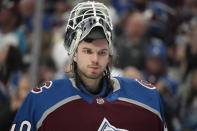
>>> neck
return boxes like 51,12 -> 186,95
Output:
79,75 -> 103,94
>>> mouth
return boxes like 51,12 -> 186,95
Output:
89,66 -> 99,70
88,64 -> 100,70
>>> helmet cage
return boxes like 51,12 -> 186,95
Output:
64,1 -> 113,57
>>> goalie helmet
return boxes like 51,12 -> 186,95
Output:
64,1 -> 113,58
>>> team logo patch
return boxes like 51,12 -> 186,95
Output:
98,118 -> 128,131
32,81 -> 52,93
136,79 -> 156,89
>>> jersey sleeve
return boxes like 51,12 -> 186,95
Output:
158,92 -> 168,131
11,92 -> 37,131
135,78 -> 168,131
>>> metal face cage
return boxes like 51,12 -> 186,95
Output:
64,1 -> 113,57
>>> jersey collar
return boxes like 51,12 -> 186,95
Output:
77,79 -> 107,97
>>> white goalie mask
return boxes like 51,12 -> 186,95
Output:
64,1 -> 113,59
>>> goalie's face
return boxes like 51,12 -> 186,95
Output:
73,38 -> 110,80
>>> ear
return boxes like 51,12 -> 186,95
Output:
73,52 -> 77,62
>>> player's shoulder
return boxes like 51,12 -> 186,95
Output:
114,77 -> 159,99
114,77 -> 161,108
30,78 -> 71,95
115,77 -> 156,90
25,78 -> 75,109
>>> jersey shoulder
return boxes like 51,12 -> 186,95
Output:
28,78 -> 78,109
114,77 -> 160,110
115,77 -> 156,92
31,78 -> 73,95
114,77 -> 167,128
12,78 -> 78,130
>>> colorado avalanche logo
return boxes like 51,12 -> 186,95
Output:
32,81 -> 52,93
98,118 -> 128,131
136,79 -> 156,89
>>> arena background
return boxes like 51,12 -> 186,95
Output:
0,0 -> 197,130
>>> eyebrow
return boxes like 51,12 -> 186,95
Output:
82,47 -> 109,51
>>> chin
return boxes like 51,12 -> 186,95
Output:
87,73 -> 102,79
88,75 -> 101,79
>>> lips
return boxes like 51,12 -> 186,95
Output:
88,65 -> 100,70
89,66 -> 99,70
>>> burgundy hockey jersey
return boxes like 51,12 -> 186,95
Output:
11,77 -> 167,131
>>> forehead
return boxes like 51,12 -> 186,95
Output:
78,38 -> 109,50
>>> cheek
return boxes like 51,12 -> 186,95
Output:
73,53 -> 84,64
74,54 -> 87,68
74,53 -> 85,64
100,57 -> 109,66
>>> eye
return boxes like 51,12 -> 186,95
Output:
98,50 -> 108,56
83,49 -> 92,54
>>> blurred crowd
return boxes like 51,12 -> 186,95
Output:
0,0 -> 197,130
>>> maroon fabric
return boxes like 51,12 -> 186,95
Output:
38,98 -> 163,131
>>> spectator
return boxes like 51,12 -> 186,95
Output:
174,17 -> 197,85
0,72 -> 30,131
183,18 -> 197,79
114,10 -> 150,70
0,1 -> 27,55
179,69 -> 197,130
111,0 -> 148,16
0,42 -> 24,91
19,0 -> 54,32
142,39 -> 179,130
142,39 -> 168,84
122,66 -> 141,79
38,57 -> 57,85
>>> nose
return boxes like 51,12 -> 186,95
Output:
91,53 -> 99,64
